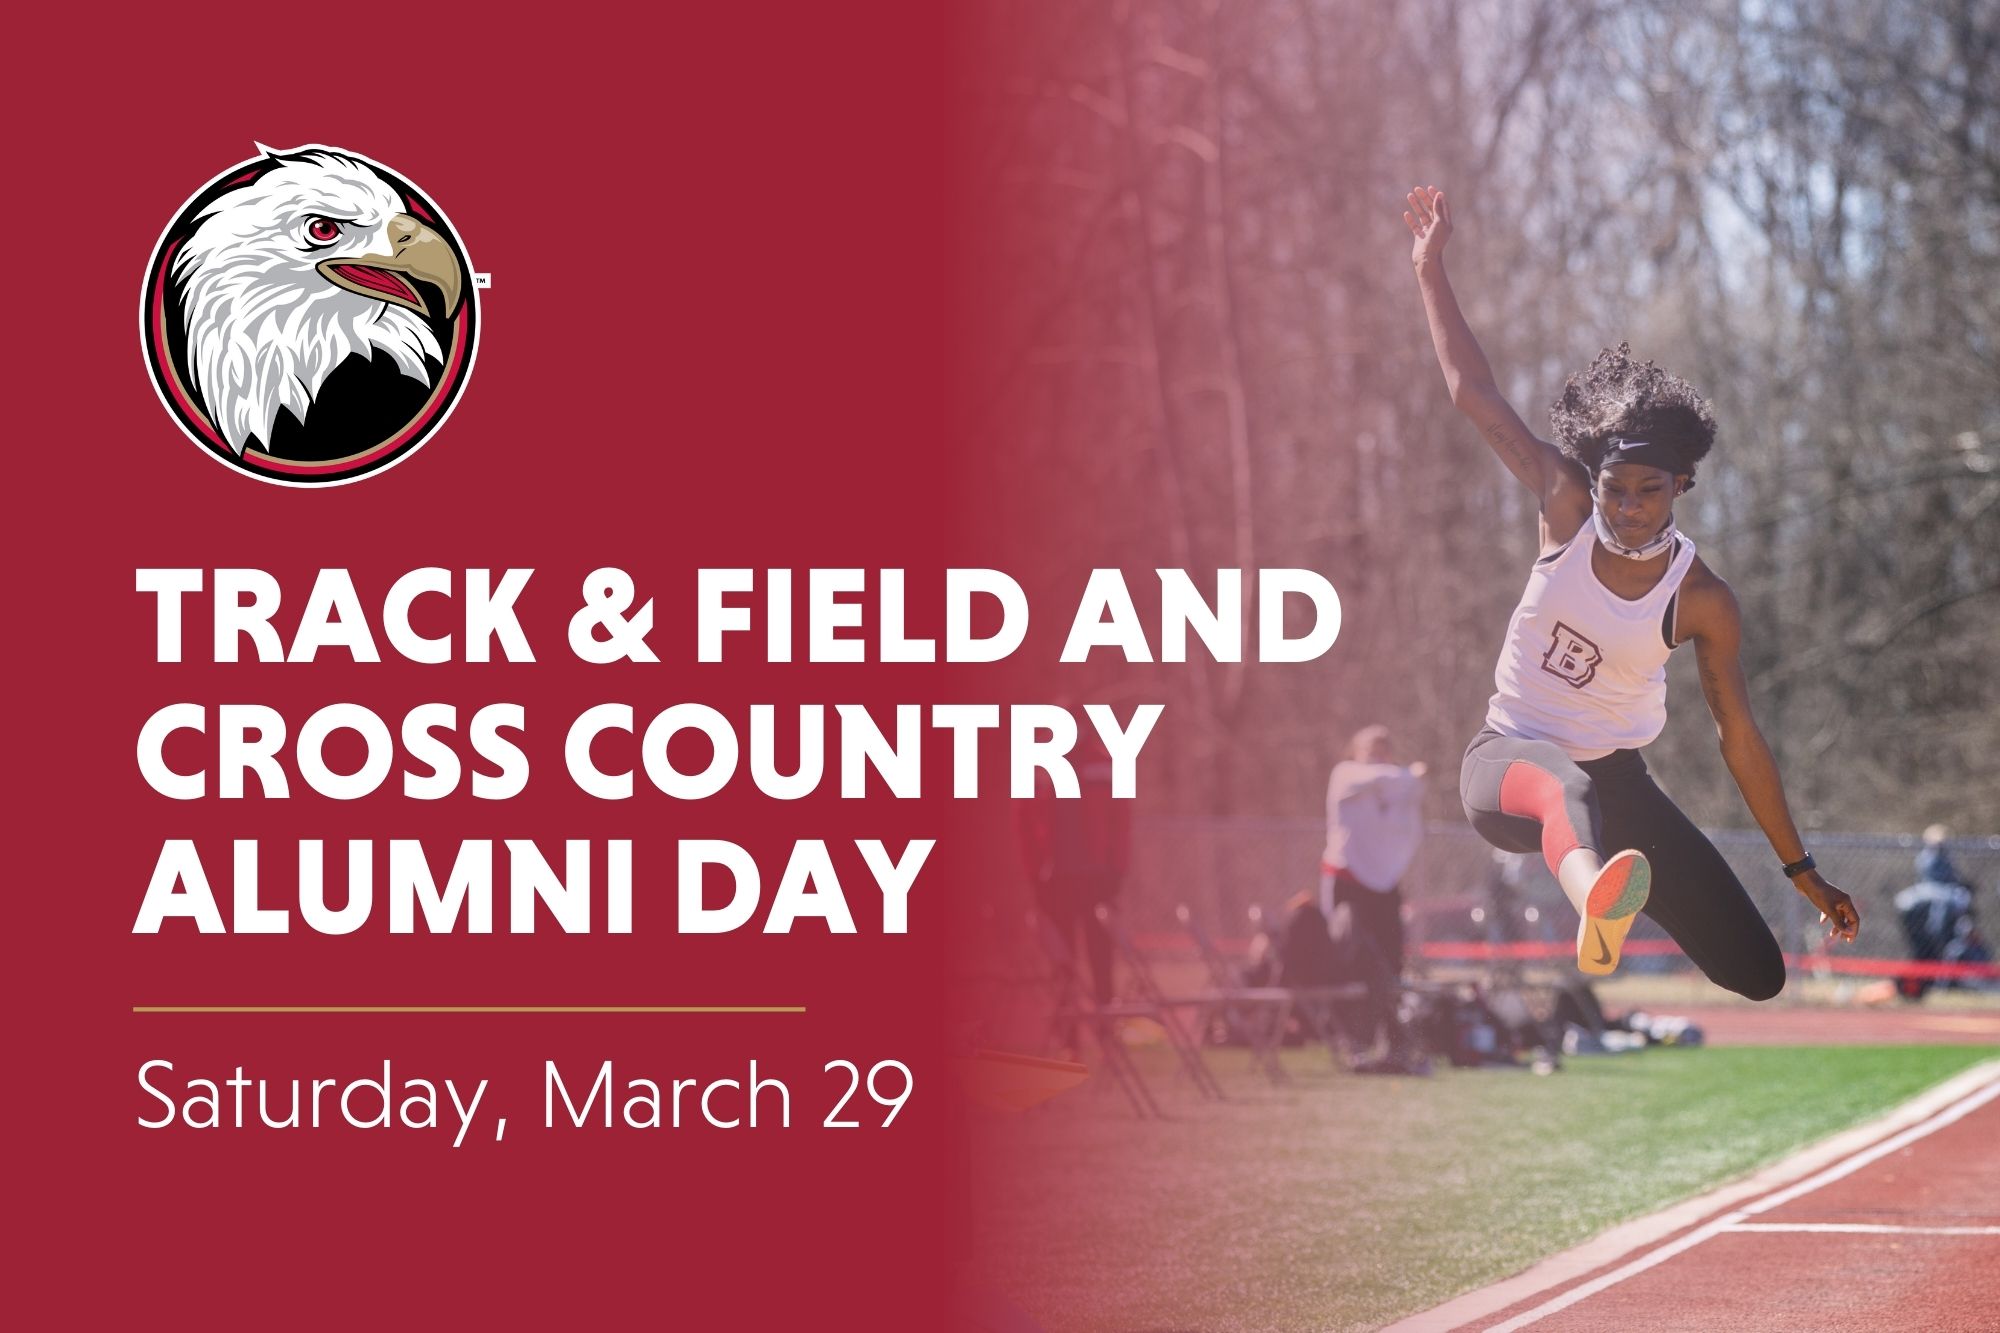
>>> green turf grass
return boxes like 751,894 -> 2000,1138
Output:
968,1043 -> 1999,1332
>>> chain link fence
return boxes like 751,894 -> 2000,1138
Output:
1132,817 -> 2000,987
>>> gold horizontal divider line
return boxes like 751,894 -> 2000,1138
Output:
132,1005 -> 807,1014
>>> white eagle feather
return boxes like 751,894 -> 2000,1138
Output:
173,149 -> 444,454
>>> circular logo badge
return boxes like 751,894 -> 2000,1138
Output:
141,144 -> 479,485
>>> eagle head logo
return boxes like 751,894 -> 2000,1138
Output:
141,144 -> 479,485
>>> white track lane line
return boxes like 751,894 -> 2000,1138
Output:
1730,1075 -> 2000,1219
1725,1223 -> 2000,1236
1479,1073 -> 2000,1332
1382,1060 -> 2000,1333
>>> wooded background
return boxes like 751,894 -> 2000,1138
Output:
962,0 -> 2000,835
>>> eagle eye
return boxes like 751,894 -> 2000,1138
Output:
304,216 -> 343,246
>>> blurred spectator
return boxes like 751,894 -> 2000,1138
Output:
1241,905 -> 1278,987
1320,725 -> 1426,986
1914,823 -> 1963,890
1893,825 -> 1994,999
1276,890 -> 1341,990
1016,734 -> 1129,1007
1277,889 -> 1428,1074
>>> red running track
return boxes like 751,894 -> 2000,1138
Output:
1391,1062 -> 2000,1332
1652,1003 -> 2000,1047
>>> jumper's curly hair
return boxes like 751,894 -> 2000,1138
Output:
1548,343 -> 1717,489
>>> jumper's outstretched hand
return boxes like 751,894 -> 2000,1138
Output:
1798,871 -> 1861,944
1404,185 -> 1452,269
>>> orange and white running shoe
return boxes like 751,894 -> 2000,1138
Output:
1577,849 -> 1651,976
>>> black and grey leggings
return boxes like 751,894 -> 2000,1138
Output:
1459,728 -> 1787,1001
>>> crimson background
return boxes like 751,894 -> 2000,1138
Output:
10,5 -> 970,1324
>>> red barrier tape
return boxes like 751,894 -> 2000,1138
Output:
1420,939 -> 1683,960
1133,931 -> 2000,981
1780,953 -> 2000,980
1414,939 -> 2000,980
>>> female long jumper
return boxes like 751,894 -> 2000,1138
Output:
1404,186 -> 1859,996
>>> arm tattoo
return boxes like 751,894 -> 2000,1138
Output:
1699,651 -> 1740,730
1484,420 -> 1536,477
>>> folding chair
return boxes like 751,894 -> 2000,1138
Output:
1172,904 -> 1301,1084
1092,905 -> 1228,1100
1217,905 -> 1377,1068
1031,910 -> 1163,1118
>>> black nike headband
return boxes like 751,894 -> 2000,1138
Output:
1597,435 -> 1687,475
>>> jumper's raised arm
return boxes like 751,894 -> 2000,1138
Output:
1404,186 -> 1572,507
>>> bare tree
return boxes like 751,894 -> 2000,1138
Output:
965,0 -> 2000,830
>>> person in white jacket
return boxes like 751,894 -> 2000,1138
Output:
1321,725 -> 1427,989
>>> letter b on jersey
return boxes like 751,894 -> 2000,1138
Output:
1540,621 -> 1602,689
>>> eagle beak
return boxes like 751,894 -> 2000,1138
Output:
315,213 -> 464,318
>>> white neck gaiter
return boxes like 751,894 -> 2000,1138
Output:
1592,507 -> 1678,561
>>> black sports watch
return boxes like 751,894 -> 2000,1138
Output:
1781,853 -> 1817,879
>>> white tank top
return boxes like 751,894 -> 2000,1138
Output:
1484,528 -> 1697,760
